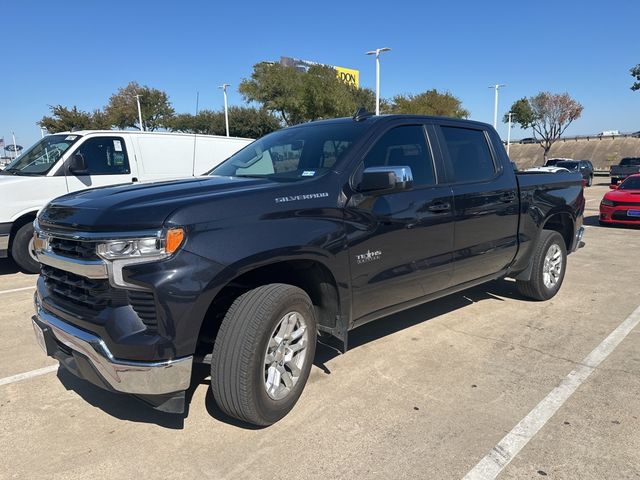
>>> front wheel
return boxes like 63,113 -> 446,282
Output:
587,175 -> 593,187
11,223 -> 40,274
210,284 -> 317,426
516,230 -> 567,301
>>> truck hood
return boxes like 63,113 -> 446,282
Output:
38,176 -> 276,232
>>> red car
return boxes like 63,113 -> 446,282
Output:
600,174 -> 640,226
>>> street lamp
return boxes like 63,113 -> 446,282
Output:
489,84 -> 506,129
365,47 -> 391,116
218,84 -> 230,137
506,112 -> 513,155
134,94 -> 144,131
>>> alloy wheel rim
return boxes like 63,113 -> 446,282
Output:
542,244 -> 562,289
263,311 -> 308,400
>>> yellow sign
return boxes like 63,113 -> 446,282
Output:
335,66 -> 359,88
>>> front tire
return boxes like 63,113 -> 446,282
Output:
587,175 -> 593,187
11,223 -> 40,274
210,284 -> 317,426
516,230 -> 567,301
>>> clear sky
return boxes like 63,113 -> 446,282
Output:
2,0 -> 638,150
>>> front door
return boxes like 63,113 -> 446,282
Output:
346,124 -> 454,321
63,136 -> 135,192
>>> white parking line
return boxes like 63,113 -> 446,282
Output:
0,285 -> 35,295
463,304 -> 640,480
0,364 -> 58,387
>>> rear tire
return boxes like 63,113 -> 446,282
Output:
11,223 -> 39,274
516,230 -> 567,301
210,284 -> 317,426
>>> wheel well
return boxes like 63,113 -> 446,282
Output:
195,260 -> 340,359
9,212 -> 37,252
543,213 -> 573,251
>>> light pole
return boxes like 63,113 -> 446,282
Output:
507,112 -> 513,155
218,84 -> 230,137
12,132 -> 18,159
134,94 -> 144,131
366,47 -> 391,115
40,127 -> 47,138
489,84 -> 506,129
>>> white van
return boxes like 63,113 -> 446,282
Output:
0,130 -> 253,272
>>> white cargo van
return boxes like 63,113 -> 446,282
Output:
0,130 -> 253,272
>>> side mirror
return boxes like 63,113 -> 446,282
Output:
609,184 -> 618,189
357,166 -> 413,193
68,152 -> 87,174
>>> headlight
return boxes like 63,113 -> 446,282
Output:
96,228 -> 184,261
600,199 -> 615,207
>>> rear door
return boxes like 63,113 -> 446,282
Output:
346,122 -> 454,321
436,123 -> 519,286
63,135 -> 135,191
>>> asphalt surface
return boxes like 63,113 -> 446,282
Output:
1,182 -> 639,479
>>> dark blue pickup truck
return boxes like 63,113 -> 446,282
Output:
31,113 -> 584,426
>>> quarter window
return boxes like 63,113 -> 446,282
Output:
362,125 -> 436,186
73,137 -> 130,175
441,126 -> 496,183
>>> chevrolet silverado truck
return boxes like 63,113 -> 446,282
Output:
31,113 -> 585,426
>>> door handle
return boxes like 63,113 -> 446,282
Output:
132,177 -> 139,182
428,202 -> 451,212
499,192 -> 516,202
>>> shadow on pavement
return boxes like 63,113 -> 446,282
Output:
55,278 -> 521,429
0,258 -> 23,275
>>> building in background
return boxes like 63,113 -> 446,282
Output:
279,56 -> 359,88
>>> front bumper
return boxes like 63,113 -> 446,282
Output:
0,221 -> 11,257
32,298 -> 193,396
599,205 -> 640,225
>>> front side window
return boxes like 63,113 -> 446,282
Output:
3,134 -> 81,176
74,137 -> 130,175
361,125 -> 436,186
441,126 -> 497,183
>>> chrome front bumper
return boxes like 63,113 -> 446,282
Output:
32,302 -> 192,395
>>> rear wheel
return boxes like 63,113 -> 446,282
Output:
11,223 -> 39,274
516,230 -> 567,301
210,283 -> 317,426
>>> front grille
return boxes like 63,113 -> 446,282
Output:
612,211 -> 640,221
49,237 -> 98,260
128,291 -> 158,327
611,201 -> 640,207
41,265 -> 117,310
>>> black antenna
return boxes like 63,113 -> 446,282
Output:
353,107 -> 373,122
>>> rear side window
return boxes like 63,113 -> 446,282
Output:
362,125 -> 436,186
440,126 -> 496,183
74,137 -> 130,175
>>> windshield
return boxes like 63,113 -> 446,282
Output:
210,122 -> 368,181
620,176 -> 640,190
555,161 -> 579,170
3,134 -> 81,175
620,158 -> 640,166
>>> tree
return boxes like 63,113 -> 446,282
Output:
105,81 -> 174,131
506,92 -> 583,161
38,105 -> 111,132
388,89 -> 469,118
239,62 -> 376,125
166,107 -> 281,138
227,106 -> 281,138
631,64 -> 640,91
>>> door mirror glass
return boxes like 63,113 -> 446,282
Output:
358,166 -> 413,193
68,152 -> 88,175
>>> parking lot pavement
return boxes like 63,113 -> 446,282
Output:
1,182 -> 639,479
